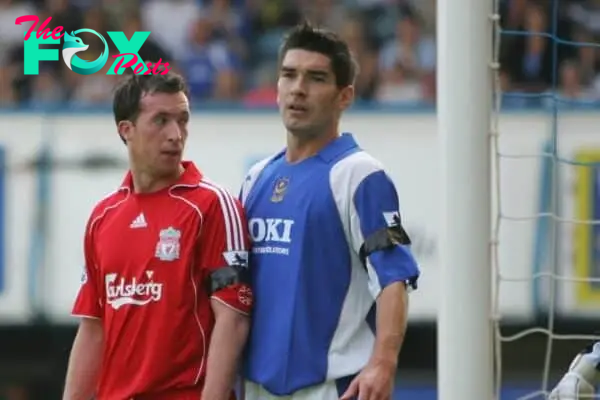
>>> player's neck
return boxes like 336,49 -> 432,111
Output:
285,129 -> 339,164
131,165 -> 184,194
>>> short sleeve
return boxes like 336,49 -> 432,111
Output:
199,190 -> 252,315
72,218 -> 103,319
350,170 -> 420,299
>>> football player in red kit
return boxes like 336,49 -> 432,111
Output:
62,72 -> 252,400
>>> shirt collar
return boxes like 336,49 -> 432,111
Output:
316,133 -> 359,163
119,161 -> 203,192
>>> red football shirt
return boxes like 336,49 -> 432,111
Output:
72,161 -> 252,400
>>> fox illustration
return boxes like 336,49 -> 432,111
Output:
62,32 -> 89,70
61,29 -> 109,75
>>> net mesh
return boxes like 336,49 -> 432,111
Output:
491,0 -> 600,398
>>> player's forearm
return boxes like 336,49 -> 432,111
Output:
63,319 -> 104,400
371,281 -> 409,367
202,307 -> 250,400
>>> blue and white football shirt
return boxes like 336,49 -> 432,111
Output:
239,133 -> 420,396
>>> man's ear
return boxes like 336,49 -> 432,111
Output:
339,85 -> 355,111
117,120 -> 133,144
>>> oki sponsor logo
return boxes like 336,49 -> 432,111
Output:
248,218 -> 294,243
105,271 -> 163,310
249,218 -> 294,256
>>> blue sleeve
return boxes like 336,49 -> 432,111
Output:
352,170 -> 420,294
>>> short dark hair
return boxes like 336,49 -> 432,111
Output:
278,21 -> 357,88
112,71 -> 189,125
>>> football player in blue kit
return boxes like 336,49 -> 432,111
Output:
238,22 -> 421,400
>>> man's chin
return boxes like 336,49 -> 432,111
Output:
156,159 -> 182,177
285,120 -> 313,135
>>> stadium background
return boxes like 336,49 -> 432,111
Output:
0,0 -> 599,398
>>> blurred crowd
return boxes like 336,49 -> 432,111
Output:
500,0 -> 600,107
0,0 -> 599,109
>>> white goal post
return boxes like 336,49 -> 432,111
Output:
436,0 -> 495,398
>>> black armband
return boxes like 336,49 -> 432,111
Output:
207,264 -> 249,295
358,221 -> 411,268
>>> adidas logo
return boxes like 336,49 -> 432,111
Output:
130,213 -> 147,228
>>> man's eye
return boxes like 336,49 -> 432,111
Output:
154,116 -> 166,125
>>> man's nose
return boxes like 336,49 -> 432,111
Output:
165,120 -> 182,141
290,77 -> 307,96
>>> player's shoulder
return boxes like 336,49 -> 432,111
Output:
185,177 -> 242,209
245,152 -> 283,181
240,151 -> 284,203
89,188 -> 129,218
86,187 -> 129,231
329,149 -> 388,189
338,149 -> 385,171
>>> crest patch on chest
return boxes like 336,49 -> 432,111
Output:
271,177 -> 290,203
155,226 -> 181,261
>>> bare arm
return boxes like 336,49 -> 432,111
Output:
340,281 -> 409,400
63,318 -> 103,400
201,300 -> 250,400
371,281 -> 409,368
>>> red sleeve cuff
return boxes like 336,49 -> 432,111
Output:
211,283 -> 253,315
72,302 -> 102,319
71,313 -> 102,320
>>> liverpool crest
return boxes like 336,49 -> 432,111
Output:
155,226 -> 181,261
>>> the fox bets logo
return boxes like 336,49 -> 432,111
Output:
16,15 -> 171,75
